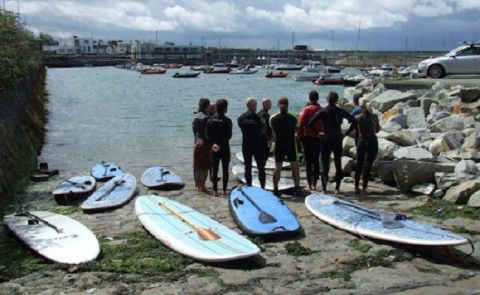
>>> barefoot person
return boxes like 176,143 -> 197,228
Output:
354,98 -> 379,194
308,91 -> 356,195
238,98 -> 266,188
192,98 -> 212,193
206,99 -> 232,197
257,98 -> 272,164
298,90 -> 323,191
270,97 -> 301,196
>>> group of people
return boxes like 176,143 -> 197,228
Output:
192,90 -> 380,197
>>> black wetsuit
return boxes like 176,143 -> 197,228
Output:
238,110 -> 266,188
308,104 -> 356,191
257,108 -> 272,162
192,111 -> 209,143
270,111 -> 298,162
355,111 -> 379,190
206,113 -> 232,193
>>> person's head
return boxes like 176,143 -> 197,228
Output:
308,90 -> 319,103
198,98 -> 210,113
215,99 -> 228,115
353,93 -> 362,106
277,97 -> 289,113
359,97 -> 370,112
326,91 -> 339,105
261,98 -> 272,111
246,97 -> 257,112
208,103 -> 216,115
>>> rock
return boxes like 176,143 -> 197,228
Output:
420,97 -> 438,116
381,107 -> 400,122
462,131 -> 480,149
430,115 -> 465,133
427,111 -> 451,124
343,87 -> 363,101
385,130 -> 419,146
393,160 -> 455,192
355,78 -> 375,90
404,107 -> 427,129
443,180 -> 480,204
455,160 -> 479,178
393,146 -> 434,161
431,81 -> 445,93
387,114 -> 408,128
467,190 -> 480,208
428,132 -> 462,156
371,90 -> 416,112
381,121 -> 402,133
364,83 -> 386,101
377,138 -> 398,160
440,148 -> 480,160
343,136 -> 356,156
374,161 -> 395,183
435,172 -> 462,190
433,189 -> 444,198
455,87 -> 480,102
411,183 -> 436,196
342,156 -> 354,175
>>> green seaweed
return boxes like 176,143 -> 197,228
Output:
348,239 -> 372,253
415,264 -> 441,274
53,206 -> 81,215
410,200 -> 480,220
285,240 -> 312,256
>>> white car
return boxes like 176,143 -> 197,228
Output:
417,43 -> 480,78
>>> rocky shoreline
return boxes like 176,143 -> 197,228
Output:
1,81 -> 480,294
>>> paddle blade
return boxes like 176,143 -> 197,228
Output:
259,211 -> 277,224
197,227 -> 221,241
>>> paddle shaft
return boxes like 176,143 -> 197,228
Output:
237,187 -> 263,213
95,179 -> 125,201
21,212 -> 63,233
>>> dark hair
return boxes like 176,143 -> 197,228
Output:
198,98 -> 210,112
353,93 -> 362,106
215,99 -> 228,115
326,91 -> 338,105
309,90 -> 319,102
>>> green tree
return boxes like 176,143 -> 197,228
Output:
38,32 -> 57,45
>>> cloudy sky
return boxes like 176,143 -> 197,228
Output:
9,0 -> 480,51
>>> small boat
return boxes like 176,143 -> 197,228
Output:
343,75 -> 365,86
142,68 -> 167,75
191,65 -> 209,71
265,71 -> 289,78
206,68 -> 232,74
274,64 -> 303,71
173,72 -> 200,78
230,67 -> 258,75
167,63 -> 183,68
313,74 -> 343,85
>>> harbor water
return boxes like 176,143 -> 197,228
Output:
40,67 -> 343,178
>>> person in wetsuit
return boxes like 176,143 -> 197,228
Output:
308,91 -> 356,195
298,90 -> 323,191
205,99 -> 232,197
257,98 -> 272,163
238,98 -> 266,188
270,97 -> 301,196
354,97 -> 380,194
192,98 -> 212,193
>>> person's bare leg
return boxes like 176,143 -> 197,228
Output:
291,161 -> 300,187
273,162 -> 282,195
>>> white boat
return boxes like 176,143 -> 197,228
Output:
291,62 -> 325,81
230,67 -> 258,75
274,64 -> 303,71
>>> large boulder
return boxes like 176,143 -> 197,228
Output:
381,121 -> 402,133
450,87 -> 480,103
419,97 -> 438,116
454,159 -> 479,178
428,132 -> 462,156
342,156 -> 354,175
462,131 -> 480,149
374,161 -> 395,183
393,160 -> 455,192
363,83 -> 386,101
467,190 -> 480,208
377,138 -> 398,160
343,87 -> 363,101
443,180 -> 480,204
440,149 -> 480,160
393,146 -> 434,161
343,136 -> 356,156
387,114 -> 408,128
435,172 -> 462,190
411,183 -> 436,196
430,115 -> 465,132
427,111 -> 451,124
385,130 -> 418,146
404,107 -> 427,129
371,90 -> 416,112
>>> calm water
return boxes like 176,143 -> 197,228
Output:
40,67 -> 343,178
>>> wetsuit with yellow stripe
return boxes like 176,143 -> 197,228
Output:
270,111 -> 299,162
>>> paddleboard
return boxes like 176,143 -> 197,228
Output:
235,152 -> 290,170
305,194 -> 469,246
3,211 -> 100,264
81,173 -> 136,212
141,167 -> 184,189
91,161 -> 124,181
232,164 -> 295,191
52,176 -> 96,196
229,186 -> 301,236
135,195 -> 260,262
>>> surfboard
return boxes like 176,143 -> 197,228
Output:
91,161 -> 124,181
305,194 -> 469,246
135,195 -> 260,262
141,167 -> 184,189
3,211 -> 100,264
81,173 -> 136,212
235,152 -> 290,170
52,176 -> 96,196
232,164 -> 295,191
229,186 -> 301,236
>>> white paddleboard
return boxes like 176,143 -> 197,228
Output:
232,164 -> 295,191
235,152 -> 290,170
3,211 -> 100,264
52,176 -> 96,195
141,167 -> 184,189
135,195 -> 260,262
81,173 -> 136,212
91,161 -> 124,181
305,194 -> 469,246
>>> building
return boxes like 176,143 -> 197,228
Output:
131,42 -> 203,61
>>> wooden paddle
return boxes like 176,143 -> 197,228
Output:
157,200 -> 220,241
237,186 -> 277,224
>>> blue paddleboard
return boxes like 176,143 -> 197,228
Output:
229,186 -> 301,236
91,161 -> 124,181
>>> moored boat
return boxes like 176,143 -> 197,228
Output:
230,67 -> 258,75
173,72 -> 200,78
142,68 -> 167,75
265,71 -> 289,78
313,74 -> 343,85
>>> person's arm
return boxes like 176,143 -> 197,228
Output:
342,109 -> 357,136
307,110 -> 322,130
226,118 -> 233,141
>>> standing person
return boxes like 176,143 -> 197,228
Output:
270,97 -> 302,197
298,90 -> 323,191
308,91 -> 356,195
238,98 -> 266,189
257,98 -> 272,163
354,98 -> 379,194
192,98 -> 212,193
206,99 -> 232,197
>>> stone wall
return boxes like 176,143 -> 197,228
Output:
0,66 -> 47,214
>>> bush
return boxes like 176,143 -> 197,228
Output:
0,10 -> 41,92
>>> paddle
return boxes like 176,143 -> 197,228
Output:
237,186 -> 277,224
17,211 -> 64,233
95,177 -> 126,201
60,178 -> 93,190
157,200 -> 220,241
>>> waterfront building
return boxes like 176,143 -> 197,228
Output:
130,42 -> 203,61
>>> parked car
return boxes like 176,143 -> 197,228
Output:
417,42 -> 480,78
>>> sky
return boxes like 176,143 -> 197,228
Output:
7,0 -> 480,51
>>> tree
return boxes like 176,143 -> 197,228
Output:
108,40 -> 118,46
38,32 -> 57,45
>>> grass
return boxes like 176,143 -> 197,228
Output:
285,240 -> 313,256
409,199 -> 480,220
348,239 -> 372,253
53,206 -> 81,215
